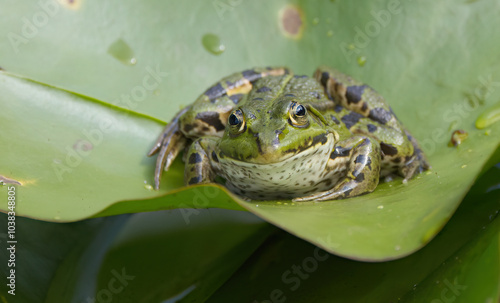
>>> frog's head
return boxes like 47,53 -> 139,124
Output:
218,97 -> 335,164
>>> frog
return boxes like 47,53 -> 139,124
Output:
148,66 -> 430,201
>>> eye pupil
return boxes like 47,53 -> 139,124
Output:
228,113 -> 240,126
295,105 -> 306,116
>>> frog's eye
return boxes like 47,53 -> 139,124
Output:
288,102 -> 309,127
228,109 -> 246,134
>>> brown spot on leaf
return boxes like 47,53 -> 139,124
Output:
280,6 -> 304,39
57,0 -> 82,10
73,139 -> 93,152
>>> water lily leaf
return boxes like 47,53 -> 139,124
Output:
399,216 -> 500,303
0,214 -> 129,303
0,73 -> 243,222
0,209 -> 273,303
1,0 -> 500,262
206,166 -> 500,302
93,209 -> 273,303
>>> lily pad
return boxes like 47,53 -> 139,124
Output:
207,167 -> 500,302
1,0 -> 500,261
0,214 -> 129,302
0,73 -> 243,222
93,209 -> 272,303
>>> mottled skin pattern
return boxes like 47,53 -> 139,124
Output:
148,66 -> 430,201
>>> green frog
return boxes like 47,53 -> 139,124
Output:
148,66 -> 429,201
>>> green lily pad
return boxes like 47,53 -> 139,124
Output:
1,0 -> 500,262
0,73 -> 243,222
0,214 -> 129,303
207,167 -> 500,302
94,209 -> 272,303
0,209 -> 274,302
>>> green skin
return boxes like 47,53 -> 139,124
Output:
148,66 -> 430,201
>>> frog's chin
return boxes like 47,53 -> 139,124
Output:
217,133 -> 335,197
221,132 -> 334,165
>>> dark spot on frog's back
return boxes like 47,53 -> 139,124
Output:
345,85 -> 367,104
256,86 -> 271,93
367,124 -> 377,133
195,112 -> 225,132
330,115 -> 340,125
229,94 -> 244,104
320,72 -> 330,86
380,142 -> 398,156
369,107 -> 392,125
204,82 -> 225,100
188,153 -> 202,164
334,105 -> 343,113
341,111 -> 364,129
242,69 -> 261,82
361,102 -> 368,112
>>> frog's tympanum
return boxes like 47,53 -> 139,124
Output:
148,67 -> 430,201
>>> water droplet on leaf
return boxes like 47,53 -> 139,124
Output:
202,33 -> 225,56
357,56 -> 367,66
107,38 -> 137,65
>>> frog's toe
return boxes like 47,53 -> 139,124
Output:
153,131 -> 187,190
400,154 -> 430,182
292,190 -> 343,202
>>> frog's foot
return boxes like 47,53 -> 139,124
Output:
293,177 -> 372,202
294,137 -> 381,202
148,106 -> 191,190
399,130 -> 431,181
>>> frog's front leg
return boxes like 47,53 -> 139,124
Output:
294,136 -> 381,202
149,67 -> 289,190
184,137 -> 220,185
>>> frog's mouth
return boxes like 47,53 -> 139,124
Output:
219,132 -> 334,165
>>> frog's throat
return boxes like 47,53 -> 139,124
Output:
220,132 -> 334,165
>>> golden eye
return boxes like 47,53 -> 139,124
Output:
228,109 -> 246,134
288,102 -> 309,127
